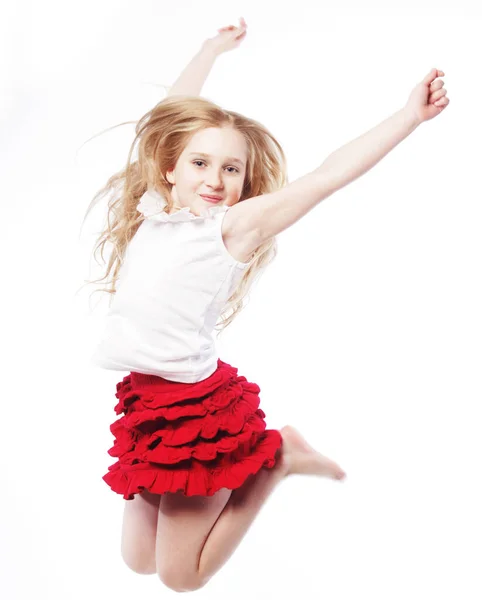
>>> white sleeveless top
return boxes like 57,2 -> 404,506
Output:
90,188 -> 251,382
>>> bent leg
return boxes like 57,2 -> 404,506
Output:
196,424 -> 346,583
155,425 -> 345,591
155,453 -> 289,592
155,462 -> 287,592
156,487 -> 233,591
121,489 -> 161,574
197,449 -> 289,582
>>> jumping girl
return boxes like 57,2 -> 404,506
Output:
87,17 -> 449,593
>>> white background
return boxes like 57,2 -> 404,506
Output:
1,0 -> 481,598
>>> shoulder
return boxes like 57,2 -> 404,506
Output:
221,202 -> 264,264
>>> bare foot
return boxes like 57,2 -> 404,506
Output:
279,425 -> 346,481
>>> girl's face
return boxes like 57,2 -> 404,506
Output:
166,127 -> 248,215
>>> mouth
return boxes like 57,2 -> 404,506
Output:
200,194 -> 223,204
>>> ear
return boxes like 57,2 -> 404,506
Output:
166,169 -> 175,185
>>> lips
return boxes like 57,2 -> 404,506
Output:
200,194 -> 223,203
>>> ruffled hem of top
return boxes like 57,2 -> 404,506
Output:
102,359 -> 283,498
136,187 -> 228,222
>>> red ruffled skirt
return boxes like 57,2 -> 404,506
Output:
102,359 -> 283,499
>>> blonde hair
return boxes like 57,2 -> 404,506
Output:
82,95 -> 288,334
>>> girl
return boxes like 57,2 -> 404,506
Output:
87,17 -> 449,593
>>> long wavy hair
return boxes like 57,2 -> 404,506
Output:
82,95 -> 288,334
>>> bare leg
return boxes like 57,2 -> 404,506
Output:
197,425 -> 346,585
121,489 -> 160,574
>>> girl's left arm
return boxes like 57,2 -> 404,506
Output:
167,18 -> 248,97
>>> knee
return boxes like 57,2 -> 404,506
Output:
157,569 -> 209,593
121,550 -> 157,575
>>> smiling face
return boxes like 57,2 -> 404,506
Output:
165,126 -> 248,215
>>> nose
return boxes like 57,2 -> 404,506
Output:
204,168 -> 223,189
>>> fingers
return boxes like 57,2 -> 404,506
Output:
423,67 -> 445,86
218,16 -> 247,33
428,70 -> 449,106
432,89 -> 448,104
421,67 -> 449,109
430,79 -> 444,90
430,83 -> 449,106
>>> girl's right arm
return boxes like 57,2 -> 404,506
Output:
166,19 -> 247,98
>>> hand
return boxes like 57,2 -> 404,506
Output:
405,68 -> 450,125
202,17 -> 248,57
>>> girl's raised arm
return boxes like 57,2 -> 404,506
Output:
230,68 -> 449,246
167,18 -> 248,98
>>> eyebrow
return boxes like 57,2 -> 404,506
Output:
188,152 -> 245,168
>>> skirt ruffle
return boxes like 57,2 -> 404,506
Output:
102,359 -> 283,499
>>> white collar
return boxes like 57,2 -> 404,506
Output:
136,188 -> 228,223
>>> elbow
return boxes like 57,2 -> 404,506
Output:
311,167 -> 341,199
